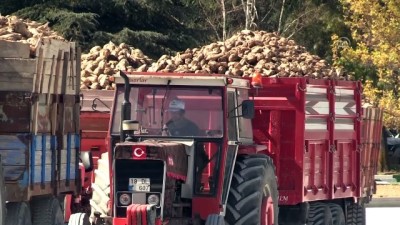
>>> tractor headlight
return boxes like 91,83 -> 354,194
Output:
119,193 -> 132,206
147,194 -> 160,205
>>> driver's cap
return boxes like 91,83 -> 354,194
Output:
168,99 -> 185,111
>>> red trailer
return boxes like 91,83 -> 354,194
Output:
248,77 -> 383,224
70,71 -> 382,225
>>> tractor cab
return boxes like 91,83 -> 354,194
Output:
94,71 -> 256,225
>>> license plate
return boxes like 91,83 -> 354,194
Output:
129,178 -> 151,192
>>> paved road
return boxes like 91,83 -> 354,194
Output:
367,198 -> 400,207
366,198 -> 400,225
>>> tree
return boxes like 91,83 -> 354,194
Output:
5,0 -> 212,58
333,0 -> 400,129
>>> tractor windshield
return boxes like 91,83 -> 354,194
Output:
111,85 -> 224,138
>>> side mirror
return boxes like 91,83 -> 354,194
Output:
80,151 -> 93,172
242,100 -> 255,119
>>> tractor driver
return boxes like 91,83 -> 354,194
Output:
163,99 -> 210,192
163,98 -> 200,137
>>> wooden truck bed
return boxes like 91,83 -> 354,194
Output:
0,39 -> 81,202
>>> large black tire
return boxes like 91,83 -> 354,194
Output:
328,203 -> 345,225
90,152 -> 110,220
0,161 -> 5,225
31,197 -> 64,225
68,213 -> 90,225
225,154 -> 279,225
346,202 -> 365,225
205,214 -> 226,225
5,202 -> 32,225
308,203 -> 333,225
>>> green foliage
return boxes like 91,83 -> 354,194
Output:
15,5 -> 98,45
333,0 -> 400,128
2,0 -> 347,66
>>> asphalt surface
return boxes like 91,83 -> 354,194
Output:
367,198 -> 400,207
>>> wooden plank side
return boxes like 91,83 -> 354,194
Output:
0,84 -> 33,92
0,76 -> 34,92
33,48 -> 44,93
37,38 -> 71,59
63,95 -> 77,133
0,40 -> 31,58
36,47 -> 69,94
32,94 -> 53,134
75,46 -> 81,133
75,46 -> 81,96
0,134 -> 29,183
66,44 -> 76,95
0,58 -> 37,74
0,92 -> 31,133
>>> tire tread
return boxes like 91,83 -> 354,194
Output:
225,154 -> 278,225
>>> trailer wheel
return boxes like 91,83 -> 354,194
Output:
205,214 -> 226,225
5,202 -> 32,225
89,152 -> 110,220
68,213 -> 90,225
307,203 -> 333,225
346,202 -> 365,225
225,154 -> 278,225
0,161 -> 5,225
328,203 -> 345,225
31,197 -> 64,225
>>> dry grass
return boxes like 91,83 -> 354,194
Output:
374,184 -> 400,198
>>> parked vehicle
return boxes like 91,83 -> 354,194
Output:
71,71 -> 383,225
382,127 -> 400,166
0,39 -> 85,225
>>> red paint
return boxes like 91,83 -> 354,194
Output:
166,172 -> 186,181
261,196 -> 274,225
140,205 -> 148,225
192,197 -> 221,219
63,194 -> 73,223
83,73 -> 381,224
132,146 -> 147,159
244,77 -> 377,206
113,217 -> 128,225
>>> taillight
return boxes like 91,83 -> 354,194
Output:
132,146 -> 147,159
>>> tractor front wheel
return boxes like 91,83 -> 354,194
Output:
68,213 -> 90,225
90,152 -> 110,221
205,214 -> 225,225
225,154 -> 278,225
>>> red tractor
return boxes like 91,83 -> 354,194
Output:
71,71 -> 382,225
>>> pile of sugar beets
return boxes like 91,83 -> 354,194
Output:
78,30 -> 349,90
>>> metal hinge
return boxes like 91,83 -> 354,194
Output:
329,145 -> 336,153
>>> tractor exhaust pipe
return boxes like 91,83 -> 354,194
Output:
119,71 -> 131,141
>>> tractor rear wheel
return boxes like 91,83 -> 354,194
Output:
225,154 -> 278,225
0,161 -> 5,225
90,152 -> 110,220
328,203 -> 345,225
31,197 -> 64,225
346,202 -> 365,225
307,203 -> 333,225
5,202 -> 32,225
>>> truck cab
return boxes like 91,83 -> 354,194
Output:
90,71 -> 260,225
